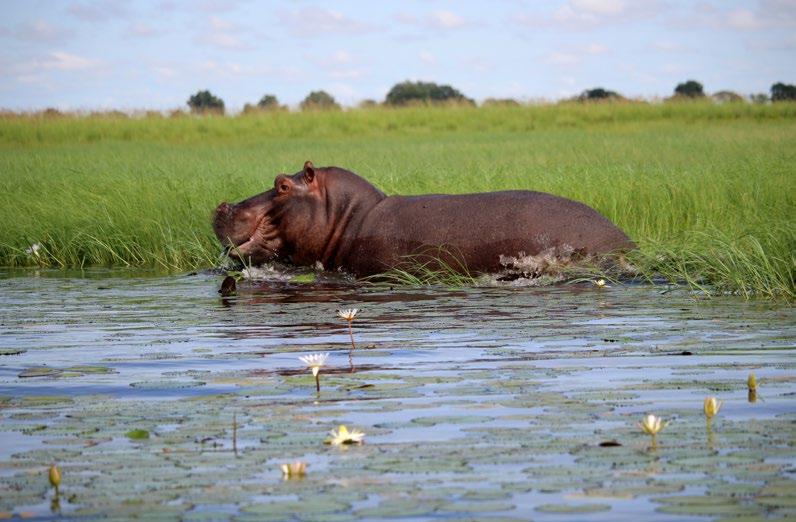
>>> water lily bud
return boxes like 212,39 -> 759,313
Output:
703,397 -> 722,419
280,461 -> 307,478
747,373 -> 757,391
49,464 -> 61,489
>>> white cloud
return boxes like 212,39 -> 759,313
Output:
463,56 -> 493,73
547,43 -> 609,65
329,69 -> 365,80
586,42 -> 608,54
42,51 -> 102,71
427,10 -> 467,29
727,9 -> 762,30
570,0 -> 626,16
17,20 -> 68,42
127,23 -> 157,37
519,0 -> 664,29
153,65 -> 177,79
394,9 -> 471,31
649,40 -> 688,52
68,1 -> 127,22
548,51 -> 580,65
331,50 -> 353,65
197,16 -> 253,50
277,7 -> 375,36
419,50 -> 437,65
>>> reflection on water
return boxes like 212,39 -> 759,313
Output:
0,268 -> 794,520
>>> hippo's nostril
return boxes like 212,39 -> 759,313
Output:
216,202 -> 231,215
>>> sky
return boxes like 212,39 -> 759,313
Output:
1,0 -> 795,111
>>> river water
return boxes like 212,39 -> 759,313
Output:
0,269 -> 794,520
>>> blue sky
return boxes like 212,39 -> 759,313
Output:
1,0 -> 794,111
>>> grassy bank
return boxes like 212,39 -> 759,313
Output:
1,102 -> 794,298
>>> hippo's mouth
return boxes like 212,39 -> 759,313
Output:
221,214 -> 282,265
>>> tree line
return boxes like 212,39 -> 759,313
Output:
186,80 -> 796,114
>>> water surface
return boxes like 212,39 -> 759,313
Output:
0,269 -> 794,520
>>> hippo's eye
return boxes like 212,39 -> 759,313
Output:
278,182 -> 290,194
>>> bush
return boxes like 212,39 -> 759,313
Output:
482,98 -> 520,107
187,90 -> 224,115
385,80 -> 474,106
242,94 -> 285,114
749,93 -> 769,104
300,91 -> 340,111
712,91 -> 744,103
771,82 -> 796,102
257,94 -> 281,110
577,88 -> 622,102
673,80 -> 705,98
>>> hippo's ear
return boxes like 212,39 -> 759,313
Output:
303,161 -> 315,183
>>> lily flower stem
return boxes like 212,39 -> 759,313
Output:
347,322 -> 356,350
315,374 -> 320,393
232,413 -> 238,457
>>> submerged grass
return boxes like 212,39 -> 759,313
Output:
1,102 -> 794,298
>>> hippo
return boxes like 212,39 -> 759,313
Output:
213,162 -> 634,277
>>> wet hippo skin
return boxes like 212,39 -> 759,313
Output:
213,161 -> 634,277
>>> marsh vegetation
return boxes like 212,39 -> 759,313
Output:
0,101 -> 793,298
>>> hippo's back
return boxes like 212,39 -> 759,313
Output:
343,190 -> 633,276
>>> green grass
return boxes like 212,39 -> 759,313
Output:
1,102 -> 794,298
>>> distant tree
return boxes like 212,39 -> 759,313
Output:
577,88 -> 622,102
300,90 -> 340,111
482,98 -> 520,107
358,99 -> 379,108
257,94 -> 281,110
242,94 -> 286,114
673,80 -> 705,98
711,90 -> 744,103
770,82 -> 796,102
187,90 -> 225,114
749,93 -> 769,104
384,80 -> 474,106
41,108 -> 63,117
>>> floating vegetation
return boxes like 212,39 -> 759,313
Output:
0,272 -> 793,519
125,429 -> 150,440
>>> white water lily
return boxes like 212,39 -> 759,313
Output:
337,309 -> 360,352
593,278 -> 610,288
25,243 -> 41,256
280,461 -> 307,478
337,309 -> 359,321
299,353 -> 329,377
299,352 -> 329,392
638,414 -> 666,436
326,424 -> 365,445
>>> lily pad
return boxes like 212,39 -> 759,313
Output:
536,503 -> 611,513
65,365 -> 116,374
126,429 -> 150,440
130,380 -> 206,389
18,367 -> 62,378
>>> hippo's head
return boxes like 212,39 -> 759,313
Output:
212,185 -> 283,266
214,161 -> 386,268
